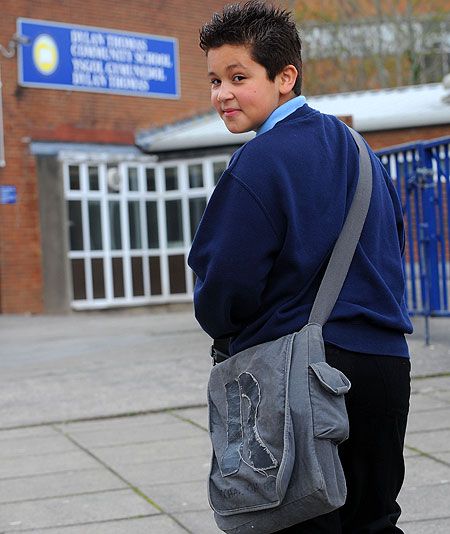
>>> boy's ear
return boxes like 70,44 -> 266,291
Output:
278,65 -> 298,95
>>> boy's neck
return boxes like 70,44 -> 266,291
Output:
279,92 -> 297,107
256,94 -> 306,136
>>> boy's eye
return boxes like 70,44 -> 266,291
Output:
210,78 -> 221,86
233,75 -> 245,82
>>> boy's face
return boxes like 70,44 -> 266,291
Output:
207,44 -> 292,134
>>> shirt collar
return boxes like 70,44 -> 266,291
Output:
256,95 -> 306,136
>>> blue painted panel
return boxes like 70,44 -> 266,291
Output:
0,185 -> 17,204
17,18 -> 180,99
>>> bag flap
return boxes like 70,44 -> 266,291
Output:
208,333 -> 296,516
309,362 -> 351,395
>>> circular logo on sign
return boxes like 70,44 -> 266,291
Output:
32,34 -> 59,75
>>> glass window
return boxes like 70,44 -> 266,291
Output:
112,257 -> 125,298
67,159 -> 218,305
165,200 -> 183,248
71,259 -> 86,300
69,166 -> 80,190
91,258 -> 105,299
164,167 -> 178,191
189,197 -> 206,241
188,164 -> 204,188
213,161 -> 227,185
149,257 -> 162,295
128,201 -> 142,249
128,167 -> 139,191
88,201 -> 102,250
168,255 -> 187,294
131,256 -> 144,296
146,168 -> 156,191
88,166 -> 99,191
68,201 -> 83,251
109,201 -> 122,250
107,165 -> 121,194
146,201 -> 159,249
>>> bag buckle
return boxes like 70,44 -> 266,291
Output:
210,345 -> 229,366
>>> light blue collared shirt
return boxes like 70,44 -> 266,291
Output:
256,95 -> 306,136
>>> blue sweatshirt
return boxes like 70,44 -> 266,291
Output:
188,104 -> 413,357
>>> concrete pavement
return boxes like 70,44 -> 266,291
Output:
0,309 -> 449,533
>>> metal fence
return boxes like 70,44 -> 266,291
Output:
377,136 -> 450,343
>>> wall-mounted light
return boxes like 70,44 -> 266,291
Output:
0,33 -> 29,167
0,33 -> 30,59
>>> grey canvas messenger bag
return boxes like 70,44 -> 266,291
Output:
207,128 -> 373,534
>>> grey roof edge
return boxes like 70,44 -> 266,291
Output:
30,141 -> 142,156
310,81 -> 442,101
135,109 -> 218,149
136,82 -> 450,153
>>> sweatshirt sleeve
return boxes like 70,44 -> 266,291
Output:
187,171 -> 282,340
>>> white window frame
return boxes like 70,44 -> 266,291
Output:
63,153 -> 230,310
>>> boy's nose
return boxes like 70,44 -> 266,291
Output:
217,85 -> 233,102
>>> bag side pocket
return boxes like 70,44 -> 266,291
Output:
308,362 -> 350,443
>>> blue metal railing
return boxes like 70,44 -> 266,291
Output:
377,136 -> 450,344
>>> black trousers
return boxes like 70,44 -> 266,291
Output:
278,345 -> 411,534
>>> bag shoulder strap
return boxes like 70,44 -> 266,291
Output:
308,127 -> 373,326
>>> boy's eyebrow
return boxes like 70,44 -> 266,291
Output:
225,63 -> 247,71
207,63 -> 248,76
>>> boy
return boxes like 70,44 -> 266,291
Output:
188,2 -> 413,532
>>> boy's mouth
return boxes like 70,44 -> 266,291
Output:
223,108 -> 240,117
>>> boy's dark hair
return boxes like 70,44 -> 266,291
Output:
199,1 -> 302,95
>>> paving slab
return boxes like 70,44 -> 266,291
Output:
403,446 -> 421,458
0,311 -> 211,428
1,450 -> 101,479
0,343 -> 209,427
0,468 -> 126,504
140,480 -> 210,514
408,316 -> 450,377
118,456 -> 211,487
405,407 -> 450,433
0,434 -> 79,458
0,426 -> 59,441
403,455 -> 450,487
409,392 -> 449,413
404,429 -> 450,454
411,376 -> 450,393
429,390 -> 450,403
56,412 -> 177,433
0,489 -> 159,531
398,518 -> 450,534
174,407 -> 209,431
398,482 -> 450,521
0,308 -> 197,365
61,419 -> 202,449
90,435 -> 211,466
27,515 -> 188,534
174,510 -> 223,534
434,450 -> 450,461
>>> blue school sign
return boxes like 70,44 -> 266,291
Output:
0,186 -> 17,205
17,18 -> 180,99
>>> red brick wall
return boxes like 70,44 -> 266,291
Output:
365,125 -> 450,151
0,0 -> 224,313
